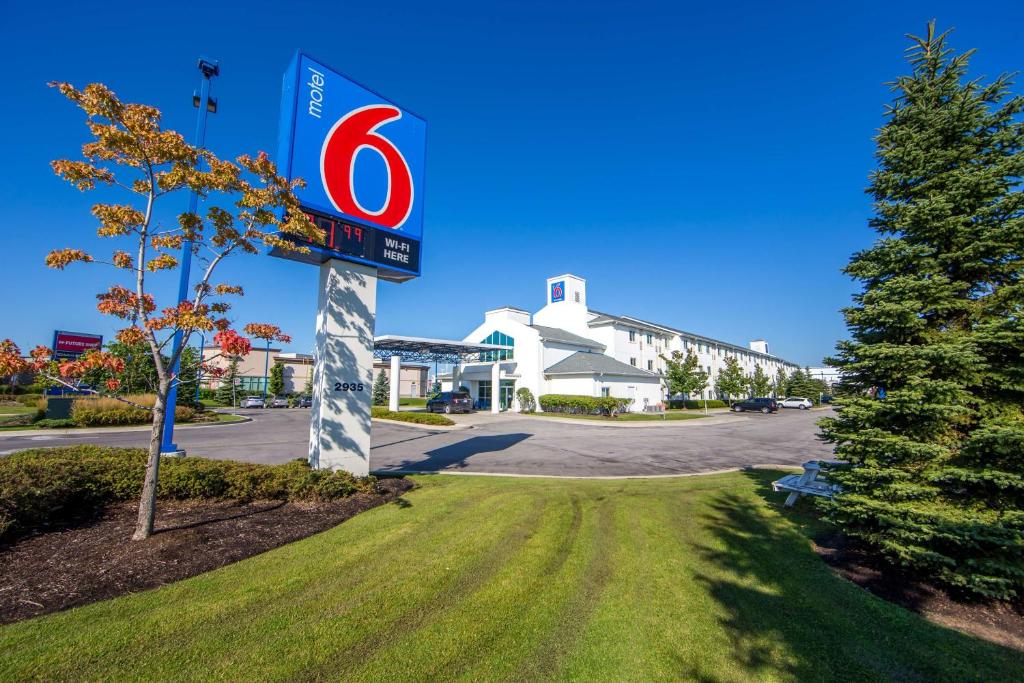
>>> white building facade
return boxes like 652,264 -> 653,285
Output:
443,274 -> 801,411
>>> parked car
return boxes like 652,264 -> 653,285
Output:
779,397 -> 813,410
426,391 -> 474,414
239,396 -> 265,408
820,394 -> 833,404
268,396 -> 289,408
295,396 -> 312,408
731,397 -> 778,413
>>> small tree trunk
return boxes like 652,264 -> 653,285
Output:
132,381 -> 168,541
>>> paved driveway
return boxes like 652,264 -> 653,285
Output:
0,408 -> 833,477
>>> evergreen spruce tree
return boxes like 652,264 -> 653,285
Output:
820,23 -> 1024,599
749,364 -> 772,397
176,346 -> 200,407
372,370 -> 390,406
215,357 -> 240,406
715,356 -> 748,404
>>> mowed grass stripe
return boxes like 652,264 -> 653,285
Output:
0,477 -> 511,681
306,489 -> 551,680
2,473 -> 1023,682
206,482 -> 543,680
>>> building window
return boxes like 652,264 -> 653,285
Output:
647,360 -> 653,371
601,387 -> 610,397
574,292 -> 580,303
630,357 -> 637,366
646,334 -> 652,344
628,330 -> 636,343
479,331 -> 514,361
238,376 -> 266,392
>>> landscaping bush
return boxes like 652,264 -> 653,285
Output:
516,387 -> 536,413
14,394 -> 44,407
70,394 -> 194,427
538,394 -> 632,415
0,445 -> 377,543
666,399 -> 728,410
371,406 -> 454,426
34,418 -> 76,429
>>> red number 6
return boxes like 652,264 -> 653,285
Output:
321,105 -> 414,229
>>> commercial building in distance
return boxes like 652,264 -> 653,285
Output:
442,274 -> 801,411
200,348 -> 428,397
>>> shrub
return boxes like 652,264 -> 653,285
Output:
538,394 -> 633,415
35,418 -> 76,429
70,394 -> 195,427
14,394 -> 44,407
371,406 -> 454,426
0,446 -> 377,543
666,399 -> 728,410
516,387 -> 536,413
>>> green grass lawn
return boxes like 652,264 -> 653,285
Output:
0,405 -> 34,415
530,410 -> 707,421
2,471 -> 1020,681
400,397 -> 428,407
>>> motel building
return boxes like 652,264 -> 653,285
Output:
441,274 -> 801,411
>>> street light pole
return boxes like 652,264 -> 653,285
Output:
161,57 -> 219,457
263,339 -> 271,403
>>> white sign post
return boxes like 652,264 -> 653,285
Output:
308,259 -> 377,476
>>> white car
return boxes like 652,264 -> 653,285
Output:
239,396 -> 266,408
779,397 -> 813,410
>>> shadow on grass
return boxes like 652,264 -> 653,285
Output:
679,468 -> 1017,682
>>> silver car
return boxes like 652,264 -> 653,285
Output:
779,397 -> 813,410
239,396 -> 265,408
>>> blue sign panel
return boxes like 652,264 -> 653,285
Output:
273,52 -> 426,281
551,281 -> 565,303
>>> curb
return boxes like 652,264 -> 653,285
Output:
0,414 -> 252,438
371,463 -> 804,481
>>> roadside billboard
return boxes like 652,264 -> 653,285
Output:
271,52 -> 427,282
51,330 -> 103,360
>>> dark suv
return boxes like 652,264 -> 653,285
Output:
731,397 -> 778,413
426,391 -> 474,414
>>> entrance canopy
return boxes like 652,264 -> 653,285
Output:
373,335 -> 510,364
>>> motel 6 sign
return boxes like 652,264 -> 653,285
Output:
273,52 -> 426,282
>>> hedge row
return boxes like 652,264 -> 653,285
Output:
666,399 -> 729,409
538,394 -> 633,415
70,395 -> 195,427
0,445 -> 376,542
371,406 -> 454,426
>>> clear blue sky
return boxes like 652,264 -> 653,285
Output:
2,1 -> 1021,366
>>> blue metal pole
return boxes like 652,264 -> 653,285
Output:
161,58 -> 218,455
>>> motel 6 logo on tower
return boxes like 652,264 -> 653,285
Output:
275,52 -> 426,280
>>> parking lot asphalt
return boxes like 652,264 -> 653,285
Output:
0,407 -> 834,477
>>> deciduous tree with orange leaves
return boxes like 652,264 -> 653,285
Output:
37,81 -> 321,540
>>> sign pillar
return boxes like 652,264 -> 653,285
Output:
308,259 -> 377,476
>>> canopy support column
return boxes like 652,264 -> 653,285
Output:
491,361 -> 501,414
388,355 -> 401,411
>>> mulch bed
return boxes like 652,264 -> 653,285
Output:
0,477 -> 413,625
813,531 -> 1024,651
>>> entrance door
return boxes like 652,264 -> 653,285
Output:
499,380 -> 515,410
